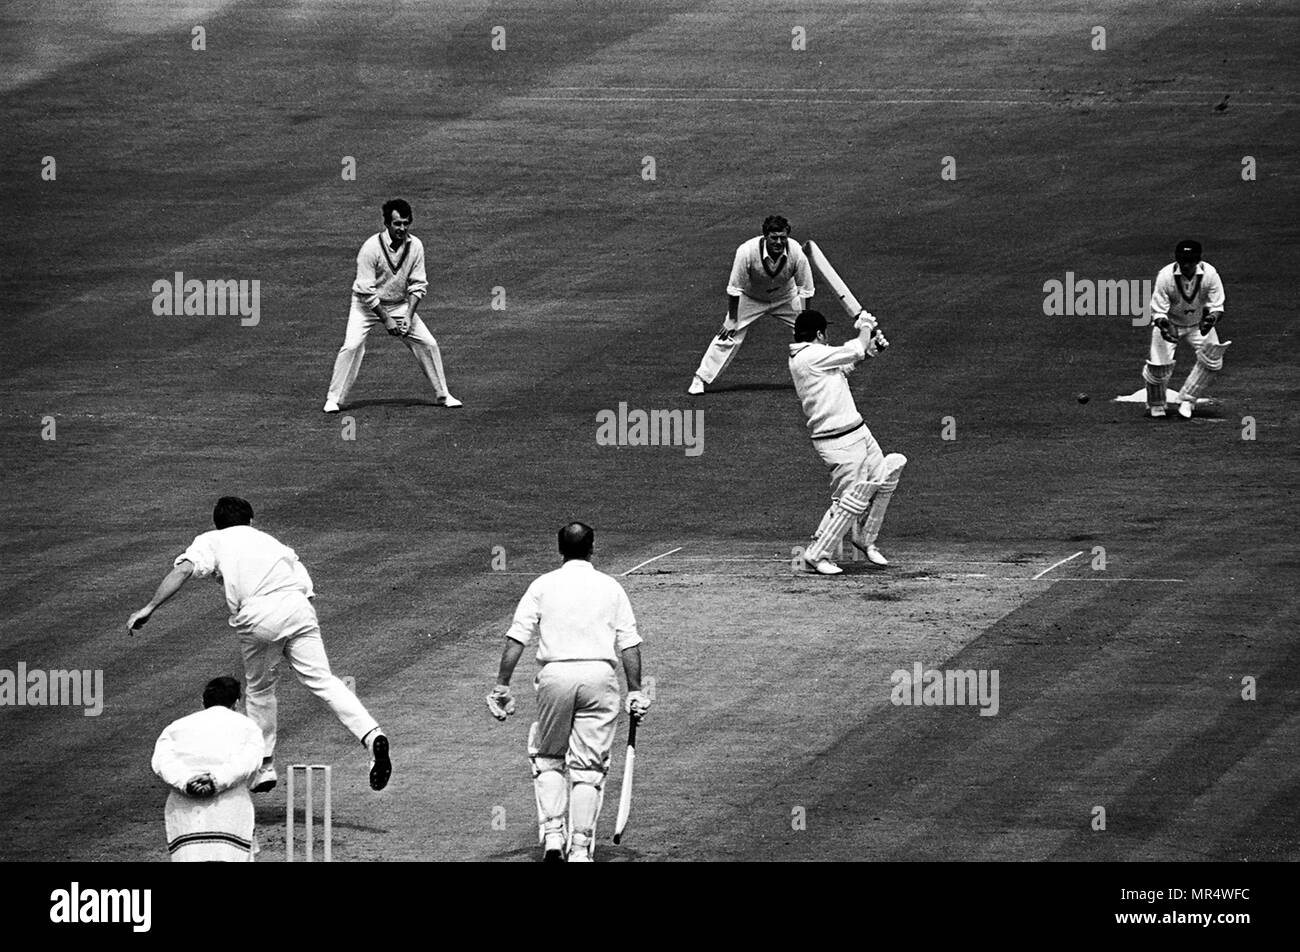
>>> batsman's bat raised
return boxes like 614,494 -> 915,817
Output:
804,239 -> 888,349
612,715 -> 638,843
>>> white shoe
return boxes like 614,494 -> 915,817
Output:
794,554 -> 843,576
567,833 -> 593,862
687,376 -> 705,395
249,764 -> 277,793
1148,405 -> 1166,418
437,395 -> 463,408
322,398 -> 340,413
542,832 -> 566,863
851,542 -> 889,566
1177,400 -> 1194,419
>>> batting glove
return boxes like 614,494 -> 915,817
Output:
854,310 -> 878,333
486,685 -> 516,721
866,328 -> 890,356
625,691 -> 651,720
1199,310 -> 1221,335
1153,316 -> 1178,344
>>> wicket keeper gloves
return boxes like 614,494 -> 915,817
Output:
1200,310 -> 1221,335
1154,316 -> 1179,344
486,685 -> 516,721
625,691 -> 651,719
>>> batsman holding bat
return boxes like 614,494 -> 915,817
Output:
790,309 -> 906,576
486,523 -> 650,862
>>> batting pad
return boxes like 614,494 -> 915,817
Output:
805,478 -> 879,563
855,454 -> 907,546
535,770 -> 568,839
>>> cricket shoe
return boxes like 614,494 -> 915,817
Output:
542,832 -> 566,863
851,541 -> 890,566
437,395 -> 463,408
567,833 -> 594,862
794,554 -> 843,576
1147,405 -> 1166,418
1177,400 -> 1194,419
322,398 -> 340,413
249,764 -> 277,793
687,376 -> 705,396
368,734 -> 392,791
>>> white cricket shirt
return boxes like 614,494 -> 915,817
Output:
152,705 -> 265,793
1149,261 -> 1225,327
727,236 -> 815,303
505,560 -> 642,664
789,338 -> 868,438
176,525 -> 314,617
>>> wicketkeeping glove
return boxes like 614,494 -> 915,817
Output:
625,691 -> 651,720
1153,316 -> 1179,344
485,685 -> 516,721
1199,310 -> 1221,335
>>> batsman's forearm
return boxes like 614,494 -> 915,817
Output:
620,646 -> 642,693
495,638 -> 525,686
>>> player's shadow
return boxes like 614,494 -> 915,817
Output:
343,397 -> 443,410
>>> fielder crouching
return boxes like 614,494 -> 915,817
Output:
790,309 -> 906,576
1143,239 -> 1229,419
486,523 -> 650,862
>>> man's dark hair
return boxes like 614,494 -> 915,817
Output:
383,198 -> 413,223
558,522 -> 594,561
762,215 -> 791,235
793,309 -> 828,342
203,676 -> 241,709
213,496 -> 254,529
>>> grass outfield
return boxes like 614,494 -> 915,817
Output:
1,0 -> 1298,863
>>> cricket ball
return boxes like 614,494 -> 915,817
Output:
1077,393 -> 1090,404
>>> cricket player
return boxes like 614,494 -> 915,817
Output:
1143,239 -> 1228,419
152,676 -> 264,861
790,310 -> 907,576
486,523 -> 650,863
687,214 -> 814,394
127,497 -> 393,794
323,198 -> 462,412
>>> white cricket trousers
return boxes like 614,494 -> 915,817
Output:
235,592 -> 379,757
693,294 -> 802,384
533,661 -> 620,785
327,298 -> 451,404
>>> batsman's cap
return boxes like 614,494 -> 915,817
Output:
1174,239 -> 1202,263
794,309 -> 828,337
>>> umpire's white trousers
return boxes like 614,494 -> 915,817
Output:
327,297 -> 452,404
234,592 -> 379,757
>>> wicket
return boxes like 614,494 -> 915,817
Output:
286,764 -> 332,862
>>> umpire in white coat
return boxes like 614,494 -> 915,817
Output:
152,676 -> 264,861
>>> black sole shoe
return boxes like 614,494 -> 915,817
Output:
369,735 -> 391,791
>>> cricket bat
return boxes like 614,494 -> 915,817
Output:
612,715 -> 638,843
804,239 -> 888,349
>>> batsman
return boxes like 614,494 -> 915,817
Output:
791,308 -> 906,576
486,523 -> 650,862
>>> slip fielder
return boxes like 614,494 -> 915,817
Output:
790,310 -> 907,576
687,214 -> 814,394
1143,239 -> 1229,419
486,523 -> 650,862
323,198 -> 462,412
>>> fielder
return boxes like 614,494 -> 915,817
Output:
152,676 -> 264,862
127,496 -> 393,794
790,310 -> 906,576
1143,239 -> 1228,419
323,198 -> 462,412
486,523 -> 650,863
687,214 -> 814,394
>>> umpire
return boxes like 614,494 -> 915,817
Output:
486,523 -> 650,862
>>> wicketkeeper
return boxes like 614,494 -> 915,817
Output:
1143,239 -> 1229,419
486,523 -> 650,863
